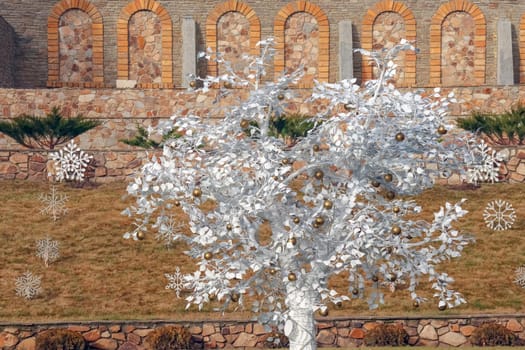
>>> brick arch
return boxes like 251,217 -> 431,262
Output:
429,0 -> 486,86
206,1 -> 261,77
47,0 -> 103,88
361,0 -> 416,87
117,0 -> 173,88
274,1 -> 329,87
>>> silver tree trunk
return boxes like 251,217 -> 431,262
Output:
284,285 -> 317,350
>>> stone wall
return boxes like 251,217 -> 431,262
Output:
217,11 -> 251,78
0,16 -> 15,87
1,0 -> 525,88
0,315 -> 524,349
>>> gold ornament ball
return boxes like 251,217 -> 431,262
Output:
413,301 -> 420,308
277,93 -> 285,100
204,252 -> 213,260
224,81 -> 233,89
352,288 -> 359,296
269,268 -> 277,275
323,200 -> 333,210
391,225 -> 402,235
319,308 -> 329,317
288,272 -> 297,281
293,217 -> 300,224
384,173 -> 393,182
392,206 -> 401,214
388,274 -> 397,282
335,301 -> 343,308
282,158 -> 290,165
437,125 -> 448,135
209,294 -> 216,301
315,216 -> 325,225
192,188 -> 202,197
372,275 -> 379,282
174,200 -> 181,207
137,231 -> 146,240
395,132 -> 405,142
189,80 -> 197,88
313,144 -> 320,152
438,303 -> 447,311
272,176 -> 279,181
288,237 -> 297,245
313,222 -> 320,228
314,170 -> 324,180
371,180 -> 380,188
386,191 -> 396,200
240,119 -> 250,129
230,292 -> 240,302
226,223 -> 233,231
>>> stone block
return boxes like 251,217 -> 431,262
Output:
117,342 -> 138,350
132,328 -> 152,337
232,333 -> 257,348
349,328 -> 364,339
126,332 -> 141,345
83,329 -> 101,342
116,80 -> 137,88
316,329 -> 336,345
439,332 -> 467,346
0,332 -> 19,347
420,325 -> 438,340
90,338 -> 117,350
338,20 -> 353,80
507,319 -> 524,332
497,19 -> 514,85
15,337 -> 35,350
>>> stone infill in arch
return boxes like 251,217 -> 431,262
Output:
47,0 -> 104,88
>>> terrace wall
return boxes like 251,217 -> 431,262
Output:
1,314 -> 524,349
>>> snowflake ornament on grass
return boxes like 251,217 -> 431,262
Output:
49,140 -> 92,182
154,215 -> 185,248
15,271 -> 42,299
464,139 -> 502,184
39,185 -> 68,221
483,199 -> 516,231
165,266 -> 187,298
36,236 -> 60,267
514,265 -> 525,288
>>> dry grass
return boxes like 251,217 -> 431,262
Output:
0,180 -> 524,323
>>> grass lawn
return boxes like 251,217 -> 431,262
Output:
0,180 -> 524,322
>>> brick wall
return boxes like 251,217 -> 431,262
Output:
0,16 -> 15,87
0,0 -> 524,88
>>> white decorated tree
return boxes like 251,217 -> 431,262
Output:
124,40 -> 480,350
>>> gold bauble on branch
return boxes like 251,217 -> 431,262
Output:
288,272 -> 297,281
223,81 -> 233,89
312,144 -> 320,152
319,308 -> 329,316
335,301 -> 343,308
395,132 -> 405,142
288,237 -> 297,245
323,200 -> 333,210
226,223 -> 233,231
371,180 -> 380,188
313,222 -> 320,229
174,200 -> 181,207
392,206 -> 401,214
352,288 -> 359,295
189,80 -> 197,88
272,176 -> 279,181
192,188 -> 202,198
386,191 -> 395,200
282,158 -> 290,165
391,225 -> 402,235
137,231 -> 146,240
438,303 -> 447,311
230,292 -> 240,302
293,217 -> 300,224
315,216 -> 325,225
413,301 -> 420,308
204,252 -> 213,260
388,274 -> 397,282
371,275 -> 379,282
437,125 -> 447,135
384,173 -> 393,182
314,170 -> 324,180
240,119 -> 250,129
277,93 -> 285,100
269,268 -> 277,275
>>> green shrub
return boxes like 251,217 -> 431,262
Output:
363,323 -> 409,346
120,124 -> 181,149
35,328 -> 86,350
470,323 -> 518,346
0,106 -> 101,149
457,104 -> 525,145
144,325 -> 194,350
243,113 -> 316,145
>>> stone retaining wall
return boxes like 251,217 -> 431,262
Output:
1,315 -> 524,349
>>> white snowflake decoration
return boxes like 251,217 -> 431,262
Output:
15,271 -> 42,300
465,139 -> 501,184
154,215 -> 184,248
36,236 -> 60,267
49,140 -> 92,182
165,266 -> 187,298
514,265 -> 525,288
483,199 -> 516,231
39,185 -> 68,221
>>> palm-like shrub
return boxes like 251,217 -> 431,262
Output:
0,106 -> 101,149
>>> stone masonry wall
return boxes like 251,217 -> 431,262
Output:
1,86 -> 525,183
0,16 -> 15,88
0,315 -> 524,349
1,0 -> 525,88
217,11 -> 251,78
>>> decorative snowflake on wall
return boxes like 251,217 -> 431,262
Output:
155,215 -> 184,248
165,266 -> 187,298
15,271 -> 42,300
465,139 -> 502,184
515,265 -> 525,288
39,185 -> 68,221
48,140 -> 92,182
483,199 -> 516,231
36,236 -> 60,267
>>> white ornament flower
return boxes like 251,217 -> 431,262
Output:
483,199 -> 516,231
15,271 -> 42,300
36,236 -> 60,267
39,185 -> 68,221
49,140 -> 92,182
165,266 -> 187,298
